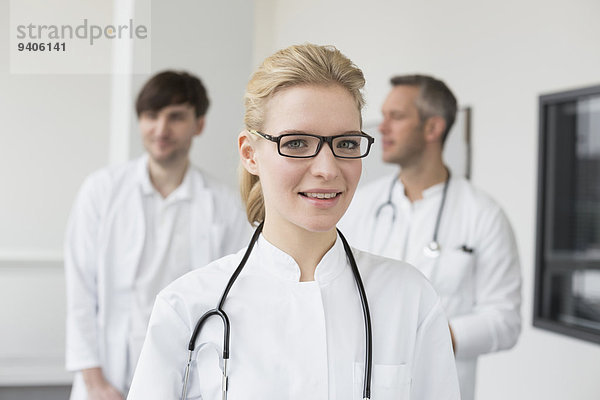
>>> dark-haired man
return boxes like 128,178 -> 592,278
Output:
340,75 -> 521,400
65,71 -> 250,400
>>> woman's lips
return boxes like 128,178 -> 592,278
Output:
299,191 -> 343,208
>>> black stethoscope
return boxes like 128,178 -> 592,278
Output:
373,170 -> 451,258
181,222 -> 374,400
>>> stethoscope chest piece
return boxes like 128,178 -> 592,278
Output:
423,241 -> 441,258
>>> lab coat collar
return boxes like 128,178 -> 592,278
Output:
137,154 -> 194,202
422,179 -> 447,198
395,173 -> 452,203
252,233 -> 347,284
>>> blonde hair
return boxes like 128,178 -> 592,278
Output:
240,43 -> 366,226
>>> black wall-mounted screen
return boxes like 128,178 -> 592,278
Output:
534,84 -> 600,344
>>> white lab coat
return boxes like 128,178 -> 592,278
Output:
65,156 -> 251,399
128,234 -> 460,400
340,174 -> 521,400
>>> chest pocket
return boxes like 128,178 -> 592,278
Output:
432,249 -> 475,297
353,363 -> 411,400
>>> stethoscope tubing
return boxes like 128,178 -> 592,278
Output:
374,174 -> 398,223
338,229 -> 373,399
431,170 -> 451,246
181,222 -> 373,399
373,171 -> 451,256
182,224 -> 264,400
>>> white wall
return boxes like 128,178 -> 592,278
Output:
0,0 -> 111,385
128,0 -> 254,188
253,0 -> 600,399
0,0 -> 253,386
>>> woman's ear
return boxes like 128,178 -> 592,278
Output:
239,130 -> 259,175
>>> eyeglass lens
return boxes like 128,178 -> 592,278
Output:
279,134 -> 370,158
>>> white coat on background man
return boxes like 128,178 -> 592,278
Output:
65,71 -> 251,400
340,75 -> 521,400
65,156 -> 250,399
127,234 -> 460,400
342,173 -> 521,400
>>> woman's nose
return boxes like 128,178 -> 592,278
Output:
310,142 -> 340,180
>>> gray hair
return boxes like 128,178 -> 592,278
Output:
390,74 -> 457,143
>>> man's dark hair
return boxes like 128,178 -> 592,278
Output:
390,74 -> 457,144
136,70 -> 209,118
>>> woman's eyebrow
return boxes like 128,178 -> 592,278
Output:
277,129 -> 311,135
341,130 -> 363,135
276,129 -> 363,136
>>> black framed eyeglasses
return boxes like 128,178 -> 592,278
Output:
249,129 -> 375,159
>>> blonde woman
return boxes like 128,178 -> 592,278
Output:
128,44 -> 459,400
